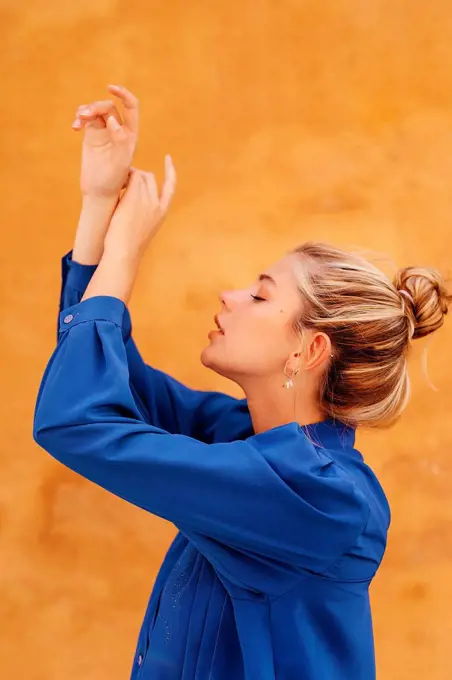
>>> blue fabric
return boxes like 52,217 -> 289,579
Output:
33,252 -> 391,680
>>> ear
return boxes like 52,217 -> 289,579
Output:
303,331 -> 332,371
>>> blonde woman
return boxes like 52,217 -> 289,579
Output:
34,86 -> 450,680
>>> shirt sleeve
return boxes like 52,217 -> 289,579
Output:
59,252 -> 251,443
34,296 -> 370,593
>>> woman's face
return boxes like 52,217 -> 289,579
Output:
201,254 -> 304,384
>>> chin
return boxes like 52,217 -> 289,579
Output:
200,343 -> 218,370
200,343 -> 230,379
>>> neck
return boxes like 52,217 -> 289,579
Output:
240,375 -> 325,435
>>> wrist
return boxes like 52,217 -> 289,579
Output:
81,194 -> 119,212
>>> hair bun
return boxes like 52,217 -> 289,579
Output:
394,266 -> 451,339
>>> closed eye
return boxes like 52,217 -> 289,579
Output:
250,294 -> 266,302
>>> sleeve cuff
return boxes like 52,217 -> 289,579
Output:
62,251 -> 98,294
58,296 -> 132,341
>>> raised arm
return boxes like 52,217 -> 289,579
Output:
64,86 -> 250,443
71,83 -> 139,266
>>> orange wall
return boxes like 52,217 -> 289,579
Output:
3,2 -> 452,679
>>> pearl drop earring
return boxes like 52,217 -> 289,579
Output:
283,366 -> 300,389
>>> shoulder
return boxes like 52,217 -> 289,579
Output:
246,422 -> 358,480
247,424 -> 370,521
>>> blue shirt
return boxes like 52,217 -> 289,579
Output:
33,252 -> 391,680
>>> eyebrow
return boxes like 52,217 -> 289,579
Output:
258,274 -> 277,285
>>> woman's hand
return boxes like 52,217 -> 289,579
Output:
104,158 -> 177,261
82,158 -> 176,305
73,84 -> 139,199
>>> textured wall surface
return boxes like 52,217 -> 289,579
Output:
2,1 -> 452,678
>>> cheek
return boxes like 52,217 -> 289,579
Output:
254,325 -> 293,364
219,315 -> 294,371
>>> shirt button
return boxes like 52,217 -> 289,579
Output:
138,655 -> 143,666
63,314 -> 74,324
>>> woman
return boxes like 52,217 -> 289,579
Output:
34,86 -> 450,680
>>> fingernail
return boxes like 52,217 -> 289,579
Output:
72,119 -> 81,128
79,108 -> 91,116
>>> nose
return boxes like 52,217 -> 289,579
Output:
220,284 -> 253,308
219,289 -> 237,309
219,290 -> 229,308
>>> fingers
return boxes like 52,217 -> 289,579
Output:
159,155 -> 177,213
105,114 -> 128,143
126,167 -> 140,186
122,159 -> 176,214
72,85 -> 138,134
72,100 -> 122,131
141,171 -> 159,204
107,84 -> 139,134
122,167 -> 144,197
73,117 -> 105,131
120,166 -> 135,191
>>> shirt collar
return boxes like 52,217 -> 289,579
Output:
301,418 -> 356,451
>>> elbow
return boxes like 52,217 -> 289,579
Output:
33,422 -> 42,448
33,421 -> 61,457
33,388 -> 66,455
33,412 -> 72,464
33,411 -> 48,449
33,395 -> 82,460
33,420 -> 87,477
33,420 -> 96,486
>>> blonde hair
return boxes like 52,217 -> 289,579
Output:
291,242 -> 452,428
